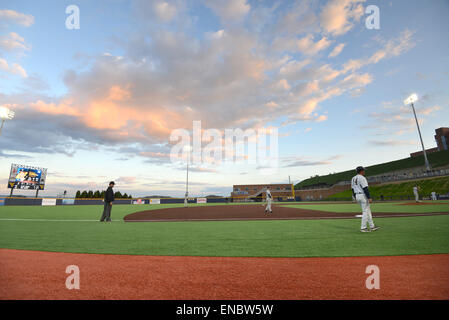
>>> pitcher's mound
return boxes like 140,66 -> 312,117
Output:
123,204 -> 449,222
124,205 -> 339,222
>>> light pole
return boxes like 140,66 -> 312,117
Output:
404,94 -> 431,171
0,106 -> 15,137
183,145 -> 191,207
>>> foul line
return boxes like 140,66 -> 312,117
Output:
0,219 -> 122,222
1,212 -> 447,223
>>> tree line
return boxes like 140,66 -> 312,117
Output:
75,190 -> 132,199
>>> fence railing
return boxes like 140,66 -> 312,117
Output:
367,169 -> 449,184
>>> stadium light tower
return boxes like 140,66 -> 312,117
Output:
0,106 -> 15,137
404,94 -> 431,171
183,145 -> 192,208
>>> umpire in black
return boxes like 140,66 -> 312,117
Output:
100,181 -> 115,222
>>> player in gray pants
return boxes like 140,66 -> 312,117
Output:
351,167 -> 380,233
265,187 -> 272,214
413,185 -> 420,202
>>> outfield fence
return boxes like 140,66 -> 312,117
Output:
326,194 -> 449,202
1,194 -> 447,207
0,196 -> 302,206
367,168 -> 449,184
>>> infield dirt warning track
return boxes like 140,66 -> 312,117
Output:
1,249 -> 448,300
124,204 -> 449,222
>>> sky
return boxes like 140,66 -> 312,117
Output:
0,0 -> 448,197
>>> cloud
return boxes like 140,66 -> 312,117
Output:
343,30 -> 415,73
341,72 -> 372,88
284,160 -> 332,167
315,115 -> 328,122
361,99 -> 442,142
279,59 -> 312,77
0,32 -> 30,51
181,166 -> 218,173
368,139 -> 416,147
328,43 -> 345,58
273,34 -> 331,55
0,9 -> 34,27
274,0 -> 319,35
0,150 -> 32,159
0,4 -> 417,164
115,176 -> 137,184
281,155 -> 341,168
206,0 -> 250,21
30,99 -> 81,117
320,0 -> 366,36
419,105 -> 441,115
297,35 -> 332,55
0,57 -> 27,77
153,1 -> 178,21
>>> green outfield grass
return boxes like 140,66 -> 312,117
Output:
0,202 -> 448,258
329,176 -> 449,199
282,201 -> 449,213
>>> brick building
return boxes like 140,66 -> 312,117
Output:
410,127 -> 449,157
435,127 -> 449,151
410,147 -> 439,158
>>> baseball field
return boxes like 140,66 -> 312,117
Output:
1,200 -> 448,300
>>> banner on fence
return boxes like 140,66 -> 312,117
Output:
150,198 -> 160,204
197,198 -> 207,204
0,198 -> 5,206
133,199 -> 145,205
62,199 -> 75,205
42,198 -> 57,206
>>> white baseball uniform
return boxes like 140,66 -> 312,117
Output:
413,187 -> 419,202
431,192 -> 437,201
351,174 -> 375,230
265,189 -> 272,213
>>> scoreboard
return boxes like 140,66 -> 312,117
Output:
7,164 -> 47,190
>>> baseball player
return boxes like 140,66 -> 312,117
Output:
351,167 -> 380,232
265,187 -> 273,214
431,191 -> 437,201
413,185 -> 420,202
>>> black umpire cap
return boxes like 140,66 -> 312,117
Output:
356,166 -> 365,173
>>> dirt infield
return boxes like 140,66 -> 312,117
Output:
124,204 -> 449,222
398,202 -> 448,206
1,249 -> 448,300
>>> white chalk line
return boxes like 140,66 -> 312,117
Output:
0,212 -> 447,223
0,218 -> 122,222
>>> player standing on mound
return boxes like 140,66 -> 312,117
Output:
265,187 -> 273,214
351,167 -> 380,233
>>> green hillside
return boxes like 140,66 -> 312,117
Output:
296,150 -> 449,189
329,176 -> 449,199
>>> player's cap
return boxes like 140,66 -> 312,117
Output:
109,181 -> 115,185
356,166 -> 365,173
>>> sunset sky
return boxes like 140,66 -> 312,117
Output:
0,0 -> 448,197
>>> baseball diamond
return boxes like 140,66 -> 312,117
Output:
1,201 -> 449,300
